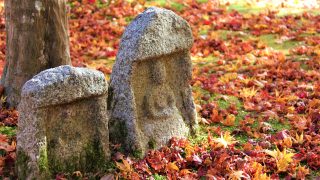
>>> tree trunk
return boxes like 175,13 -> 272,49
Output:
2,0 -> 71,107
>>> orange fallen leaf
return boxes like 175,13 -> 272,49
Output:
222,114 -> 236,126
179,169 -> 191,176
166,162 -> 179,171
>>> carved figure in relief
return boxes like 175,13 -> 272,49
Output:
144,60 -> 178,119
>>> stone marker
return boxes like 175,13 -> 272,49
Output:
17,65 -> 109,179
108,7 -> 197,155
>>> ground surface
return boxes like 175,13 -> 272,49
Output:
0,0 -> 320,179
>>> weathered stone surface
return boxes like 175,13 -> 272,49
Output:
109,7 -> 197,155
21,65 -> 107,108
17,65 -> 109,179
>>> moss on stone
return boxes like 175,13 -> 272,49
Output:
16,148 -> 50,179
48,138 -> 108,175
107,86 -> 114,110
38,143 -> 51,179
39,145 -> 48,172
109,119 -> 128,146
81,138 -> 108,172
49,154 -> 78,175
16,149 -> 31,180
133,149 -> 143,159
148,138 -> 157,149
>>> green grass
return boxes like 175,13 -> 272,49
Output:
217,95 -> 243,110
199,29 -> 208,36
268,119 -> 291,133
300,62 -> 309,70
223,1 -> 320,16
189,94 -> 249,145
0,126 -> 16,157
225,3 -> 265,14
0,126 -> 16,138
235,133 -> 249,144
310,170 -> 320,179
94,58 -> 115,67
170,2 -> 185,12
145,0 -> 166,6
189,125 -> 208,145
257,34 -> 299,54
153,174 -> 166,180
219,110 -> 248,132
96,0 -> 109,8
277,8 -> 320,16
196,0 -> 208,3
192,56 -> 219,68
144,0 -> 185,11
205,31 -> 299,55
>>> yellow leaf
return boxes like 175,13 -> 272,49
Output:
315,48 -> 320,56
115,159 -> 132,173
185,143 -> 194,158
293,132 -> 304,144
213,132 -> 237,148
0,96 -> 6,104
277,158 -> 291,172
293,116 -> 309,131
296,164 -> 310,179
240,77 -> 254,85
204,157 -> 212,165
225,64 -> 239,72
287,106 -> 295,113
179,169 -> 191,176
219,73 -> 238,83
254,173 -> 270,180
284,95 -> 298,102
251,162 -> 263,172
239,87 -> 258,99
265,147 -> 295,172
228,170 -> 249,180
203,14 -> 210,21
251,161 -> 269,180
167,162 -> 179,171
283,137 -> 293,148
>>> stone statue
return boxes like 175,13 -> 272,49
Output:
17,66 -> 109,179
108,7 -> 197,155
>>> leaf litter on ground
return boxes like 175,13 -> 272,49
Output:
0,0 -> 320,179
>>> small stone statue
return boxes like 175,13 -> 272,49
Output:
17,66 -> 109,179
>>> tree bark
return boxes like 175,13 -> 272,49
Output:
2,0 -> 71,107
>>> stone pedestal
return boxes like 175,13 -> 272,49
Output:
17,65 -> 109,179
